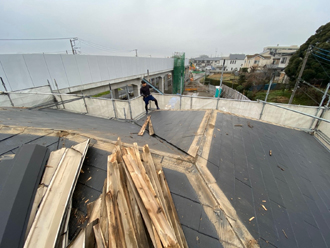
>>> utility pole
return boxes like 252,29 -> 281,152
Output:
70,38 -> 78,55
70,39 -> 75,54
265,73 -> 275,102
289,45 -> 311,104
180,72 -> 183,95
133,49 -> 138,57
218,59 -> 225,98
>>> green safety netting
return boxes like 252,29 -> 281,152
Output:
172,53 -> 185,94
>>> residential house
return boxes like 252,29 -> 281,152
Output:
212,54 -> 246,71
225,54 -> 245,71
242,54 -> 273,71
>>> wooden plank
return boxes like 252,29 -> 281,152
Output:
99,180 -> 109,247
122,152 -> 178,247
108,154 -> 140,248
121,150 -> 161,248
25,148 -> 67,239
67,229 -> 85,248
154,162 -> 189,248
41,147 -> 66,185
142,146 -> 171,224
87,197 -> 101,224
59,199 -> 72,248
85,219 -> 97,248
24,140 -> 90,248
106,154 -> 127,248
25,185 -> 46,239
187,110 -> 211,157
149,118 -> 155,136
143,145 -> 187,248
138,116 -> 151,136
93,223 -> 106,248
120,159 -> 149,248
131,144 -> 158,200
116,139 -> 161,248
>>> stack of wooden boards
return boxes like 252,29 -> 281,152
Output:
24,139 -> 90,248
72,138 -> 188,248
138,116 -> 155,136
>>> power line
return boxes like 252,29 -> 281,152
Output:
0,37 -> 76,41
300,86 -> 320,105
313,49 -> 330,59
312,53 -> 330,63
312,53 -> 330,79
79,41 -> 125,54
79,39 -> 130,53
312,45 -> 330,54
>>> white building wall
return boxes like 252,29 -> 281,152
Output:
0,54 -> 174,91
225,59 -> 245,71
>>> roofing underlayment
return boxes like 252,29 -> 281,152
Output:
1,107 -> 330,248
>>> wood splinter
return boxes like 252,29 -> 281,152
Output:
282,229 -> 288,239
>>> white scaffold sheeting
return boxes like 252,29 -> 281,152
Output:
55,95 -> 87,114
318,109 -> 330,138
85,98 -> 115,119
154,94 -> 181,110
115,100 -> 130,119
0,86 -> 54,108
181,96 -> 191,110
218,100 -> 262,120
261,104 -> 320,129
0,94 -> 12,107
191,97 -> 217,110
130,97 -> 145,119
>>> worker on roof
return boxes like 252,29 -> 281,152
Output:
140,80 -> 160,115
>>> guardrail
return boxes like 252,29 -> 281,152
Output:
1,89 -> 329,145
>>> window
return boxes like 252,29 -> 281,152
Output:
281,57 -> 287,64
254,60 -> 259,64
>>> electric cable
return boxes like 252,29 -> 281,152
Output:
0,37 -> 76,41
312,45 -> 330,54
312,53 -> 330,79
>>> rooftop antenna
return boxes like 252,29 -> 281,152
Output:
131,49 -> 138,57
70,38 -> 78,54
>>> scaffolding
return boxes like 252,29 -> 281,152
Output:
172,52 -> 185,94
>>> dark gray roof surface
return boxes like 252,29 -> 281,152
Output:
1,108 -> 330,248
229,54 -> 246,60
164,168 -> 223,248
207,112 -> 330,248
0,108 -> 183,156
137,110 -> 206,153
0,108 -> 221,246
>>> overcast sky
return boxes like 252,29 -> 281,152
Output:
0,0 -> 329,58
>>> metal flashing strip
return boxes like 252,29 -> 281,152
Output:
0,144 -> 49,248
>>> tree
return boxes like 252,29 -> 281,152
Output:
285,22 -> 330,87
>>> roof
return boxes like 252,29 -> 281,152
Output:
264,45 -> 299,50
276,49 -> 297,55
193,57 -> 222,61
1,108 -> 330,248
246,54 -> 272,59
229,54 -> 245,60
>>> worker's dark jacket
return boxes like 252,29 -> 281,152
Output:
140,85 -> 151,97
140,85 -> 156,104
